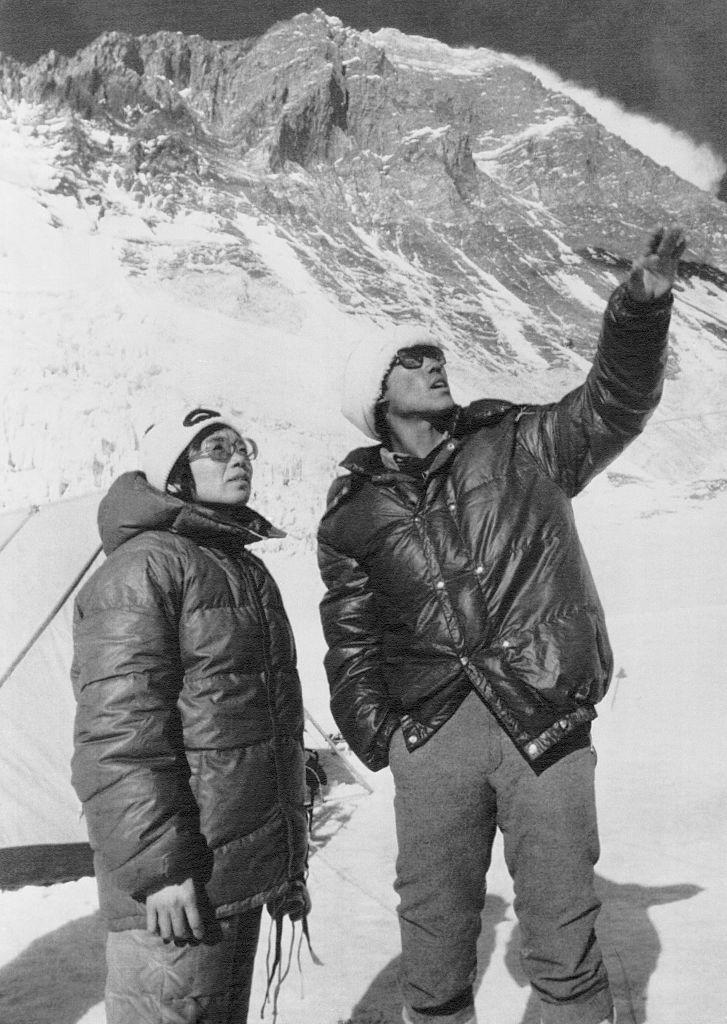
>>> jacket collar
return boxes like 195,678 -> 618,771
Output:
98,471 -> 285,555
340,399 -> 516,483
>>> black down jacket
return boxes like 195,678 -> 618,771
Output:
71,472 -> 307,930
318,284 -> 672,774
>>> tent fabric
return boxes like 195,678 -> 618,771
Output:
0,495 -> 103,677
0,505 -> 37,555
0,494 -> 103,887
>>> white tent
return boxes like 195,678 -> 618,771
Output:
0,493 -> 102,888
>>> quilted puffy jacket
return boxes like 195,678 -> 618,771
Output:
318,284 -> 672,774
71,472 -> 307,930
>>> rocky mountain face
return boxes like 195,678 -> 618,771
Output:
2,10 -> 727,515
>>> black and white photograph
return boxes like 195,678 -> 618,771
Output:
1,4 -> 725,1023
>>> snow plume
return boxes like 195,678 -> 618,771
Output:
513,57 -> 726,195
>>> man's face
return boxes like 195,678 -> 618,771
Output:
381,347 -> 454,420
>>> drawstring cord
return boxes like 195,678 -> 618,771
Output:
262,913 -> 295,1021
260,911 -> 322,1020
260,914 -> 276,1018
260,912 -> 285,1021
301,914 -> 323,966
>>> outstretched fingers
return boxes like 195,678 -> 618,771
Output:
654,225 -> 687,263
629,224 -> 687,300
646,227 -> 665,253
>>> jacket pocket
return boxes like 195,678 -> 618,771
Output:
499,606 -> 613,708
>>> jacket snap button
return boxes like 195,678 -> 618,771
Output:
407,734 -> 417,744
460,656 -> 469,666
447,442 -> 455,451
475,565 -> 484,575
436,581 -> 445,590
501,639 -> 511,649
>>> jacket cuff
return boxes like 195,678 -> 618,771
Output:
615,281 -> 674,316
128,834 -> 212,902
367,713 -> 401,771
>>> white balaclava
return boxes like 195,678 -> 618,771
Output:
341,326 -> 445,440
140,405 -> 244,491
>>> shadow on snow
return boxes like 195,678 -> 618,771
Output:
0,911 -> 106,1024
345,876 -> 702,1024
0,876 -> 701,1024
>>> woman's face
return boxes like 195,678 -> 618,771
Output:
188,427 -> 253,506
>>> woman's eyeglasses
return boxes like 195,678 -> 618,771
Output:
393,344 -> 446,369
189,437 -> 258,464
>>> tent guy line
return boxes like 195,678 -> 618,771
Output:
0,505 -> 38,556
0,542 -> 103,690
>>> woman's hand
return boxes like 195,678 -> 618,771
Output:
146,877 -> 206,944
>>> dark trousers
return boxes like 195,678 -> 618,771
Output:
105,907 -> 262,1024
389,691 -> 613,1024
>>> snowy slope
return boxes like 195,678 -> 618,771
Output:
1,12 -> 727,522
0,109 -> 365,524
2,101 -> 726,521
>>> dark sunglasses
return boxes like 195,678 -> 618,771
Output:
188,436 -> 258,464
393,344 -> 446,369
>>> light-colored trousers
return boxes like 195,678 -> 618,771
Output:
389,690 -> 614,1024
105,907 -> 262,1024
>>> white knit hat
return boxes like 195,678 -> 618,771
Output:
341,326 -> 445,440
140,405 -> 244,491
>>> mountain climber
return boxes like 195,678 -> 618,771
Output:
317,227 -> 686,1024
71,406 -> 310,1024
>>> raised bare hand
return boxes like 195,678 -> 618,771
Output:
627,226 -> 687,301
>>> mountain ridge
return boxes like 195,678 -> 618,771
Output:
1,0 -> 725,187
1,10 -> 726,519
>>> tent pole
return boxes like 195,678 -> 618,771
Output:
0,544 -> 103,690
0,505 -> 39,556
304,707 -> 374,794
